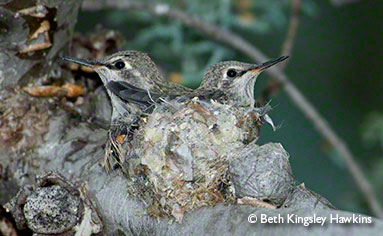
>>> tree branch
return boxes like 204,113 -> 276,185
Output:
259,0 -> 301,104
81,0 -> 383,218
280,0 -> 301,69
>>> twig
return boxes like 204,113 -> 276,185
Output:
259,0 -> 301,104
280,0 -> 301,69
81,0 -> 383,218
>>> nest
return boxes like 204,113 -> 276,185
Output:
124,99 -> 264,222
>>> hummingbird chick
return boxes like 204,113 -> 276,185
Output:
196,56 -> 289,108
61,51 -> 192,171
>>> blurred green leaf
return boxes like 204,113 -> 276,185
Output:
112,0 -> 318,86
361,112 -> 383,149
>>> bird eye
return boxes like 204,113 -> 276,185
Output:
115,61 -> 125,69
226,69 -> 237,78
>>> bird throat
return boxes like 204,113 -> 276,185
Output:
227,77 -> 256,108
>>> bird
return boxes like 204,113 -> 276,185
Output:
197,56 -> 288,108
61,50 -> 193,171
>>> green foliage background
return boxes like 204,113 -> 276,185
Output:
77,0 -> 383,216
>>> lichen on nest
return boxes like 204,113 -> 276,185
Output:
124,98 -> 265,222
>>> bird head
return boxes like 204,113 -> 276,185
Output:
61,50 -> 163,90
199,56 -> 289,107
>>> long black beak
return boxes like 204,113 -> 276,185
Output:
248,56 -> 289,73
60,56 -> 104,68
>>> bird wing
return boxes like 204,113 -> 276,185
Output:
106,81 -> 171,106
191,89 -> 227,102
107,81 -> 228,106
